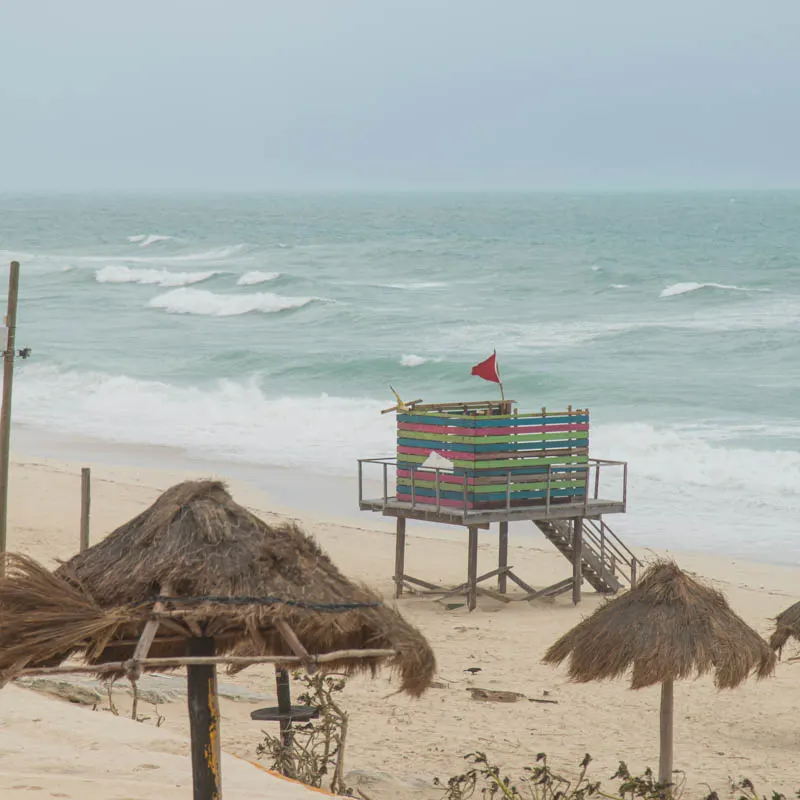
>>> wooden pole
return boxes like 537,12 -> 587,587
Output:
13,648 -> 398,679
467,525 -> 479,611
80,467 -> 91,552
659,679 -> 674,787
275,666 -> 294,774
572,518 -> 583,605
0,261 -> 20,575
497,521 -> 509,593
187,637 -> 222,800
394,516 -> 406,599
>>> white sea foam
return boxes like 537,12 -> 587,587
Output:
400,354 -> 429,367
96,265 -> 218,287
128,234 -> 172,246
660,281 -> 762,298
381,281 -> 446,290
237,271 -> 281,286
610,283 -> 629,289
14,366 -> 392,474
148,288 -> 318,316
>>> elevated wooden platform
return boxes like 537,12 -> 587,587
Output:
358,455 -> 637,610
358,496 -> 625,527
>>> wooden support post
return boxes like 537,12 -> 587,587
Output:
572,518 -> 583,606
0,261 -> 20,576
187,637 -> 222,800
275,618 -> 315,674
80,467 -> 91,552
275,666 -> 294,773
394,517 -> 406,599
467,526 -> 479,611
498,521 -> 509,593
659,678 -> 674,787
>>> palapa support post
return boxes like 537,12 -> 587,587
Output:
80,467 -> 91,552
497,521 -> 509,594
659,678 -> 674,788
394,516 -> 406,599
466,525 -> 479,611
187,637 -> 222,800
572,518 -> 583,605
0,261 -> 20,575
275,666 -> 294,765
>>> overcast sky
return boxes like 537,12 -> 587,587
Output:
1,1 -> 798,191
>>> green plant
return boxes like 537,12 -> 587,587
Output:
434,752 -> 680,800
256,671 -> 352,796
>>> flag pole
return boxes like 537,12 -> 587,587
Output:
495,350 -> 505,403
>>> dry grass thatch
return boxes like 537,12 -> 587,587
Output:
769,600 -> 800,653
543,560 -> 775,689
0,480 -> 436,695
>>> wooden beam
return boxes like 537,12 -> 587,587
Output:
498,521 -> 509,593
127,582 -> 172,681
573,518 -> 583,606
12,649 -> 397,678
275,618 -> 316,674
394,517 -> 406,599
0,261 -> 20,575
187,637 -> 221,800
79,467 -> 91,552
466,526 -> 479,612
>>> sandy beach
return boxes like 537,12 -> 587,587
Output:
3,452 -> 800,799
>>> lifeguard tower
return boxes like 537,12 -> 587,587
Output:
357,399 -> 639,611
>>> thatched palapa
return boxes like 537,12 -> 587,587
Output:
543,560 -> 775,786
769,600 -> 800,653
544,561 -> 774,689
0,480 -> 436,696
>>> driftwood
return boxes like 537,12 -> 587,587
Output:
467,687 -> 526,703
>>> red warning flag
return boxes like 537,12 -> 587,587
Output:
471,351 -> 501,384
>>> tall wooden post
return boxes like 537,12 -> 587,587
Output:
572,517 -> 583,605
0,261 -> 20,574
467,525 -> 479,611
187,637 -> 222,800
497,521 -> 509,593
80,467 -> 91,552
394,517 -> 406,598
659,678 -> 674,786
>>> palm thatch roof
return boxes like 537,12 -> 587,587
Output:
769,600 -> 800,652
543,561 -> 775,689
0,480 -> 435,695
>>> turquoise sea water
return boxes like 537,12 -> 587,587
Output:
2,192 -> 799,560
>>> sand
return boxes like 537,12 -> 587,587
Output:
3,454 -> 800,799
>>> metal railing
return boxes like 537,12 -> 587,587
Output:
357,456 -> 628,516
583,518 -> 639,588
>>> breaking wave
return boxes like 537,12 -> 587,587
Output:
237,271 -> 281,285
96,265 -> 218,287
148,288 -> 319,317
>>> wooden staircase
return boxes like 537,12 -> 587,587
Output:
534,518 -> 638,594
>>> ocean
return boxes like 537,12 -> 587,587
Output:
2,191 -> 799,562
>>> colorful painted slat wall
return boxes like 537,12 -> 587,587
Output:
396,409 -> 589,509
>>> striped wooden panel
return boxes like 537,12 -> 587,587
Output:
396,485 -> 587,508
396,467 -> 589,486
395,407 -> 590,507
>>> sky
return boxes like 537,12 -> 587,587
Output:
0,1 -> 799,191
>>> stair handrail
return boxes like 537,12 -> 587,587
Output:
583,518 -> 640,587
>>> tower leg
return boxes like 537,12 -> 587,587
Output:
572,517 -> 583,605
498,521 -> 509,593
394,517 -> 406,598
467,526 -> 479,611
187,637 -> 222,800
